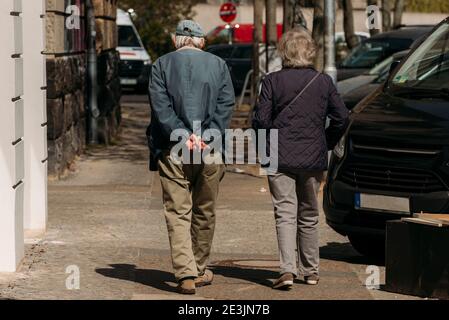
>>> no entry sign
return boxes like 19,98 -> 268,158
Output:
219,2 -> 237,23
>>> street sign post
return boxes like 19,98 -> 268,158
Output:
220,2 -> 238,44
219,2 -> 237,23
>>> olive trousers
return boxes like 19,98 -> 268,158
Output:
158,151 -> 225,281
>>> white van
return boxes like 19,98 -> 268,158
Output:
117,9 -> 152,91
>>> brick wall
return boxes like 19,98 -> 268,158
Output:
45,0 -> 120,178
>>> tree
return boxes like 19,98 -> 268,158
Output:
119,0 -> 200,59
342,0 -> 358,50
406,0 -> 449,13
283,0 -> 293,33
393,0 -> 405,28
266,0 -> 277,45
381,0 -> 392,32
283,0 -> 308,33
293,0 -> 308,29
312,0 -> 324,71
253,0 -> 264,95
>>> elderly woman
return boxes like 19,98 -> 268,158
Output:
253,28 -> 349,290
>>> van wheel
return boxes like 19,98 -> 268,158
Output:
348,235 -> 385,260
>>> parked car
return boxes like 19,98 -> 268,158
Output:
337,26 -> 433,81
335,31 -> 371,45
324,17 -> 449,258
335,31 -> 370,63
338,50 -> 410,109
206,43 -> 252,93
117,9 -> 152,92
207,23 -> 283,44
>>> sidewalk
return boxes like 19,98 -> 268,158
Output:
0,96 -> 417,300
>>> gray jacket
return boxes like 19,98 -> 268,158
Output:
147,48 -> 235,171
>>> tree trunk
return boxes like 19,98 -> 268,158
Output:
342,0 -> 358,50
312,0 -> 324,71
266,0 -> 277,45
393,0 -> 405,28
283,0 -> 294,33
252,0 -> 264,94
381,0 -> 392,32
293,0 -> 308,29
367,0 -> 380,36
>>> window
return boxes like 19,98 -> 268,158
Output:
392,22 -> 449,90
341,38 -> 412,68
118,26 -> 141,47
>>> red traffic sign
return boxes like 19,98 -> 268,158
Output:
219,2 -> 237,23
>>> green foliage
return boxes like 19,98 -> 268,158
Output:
405,0 -> 449,13
119,0 -> 200,59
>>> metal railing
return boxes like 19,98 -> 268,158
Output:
236,68 -> 267,111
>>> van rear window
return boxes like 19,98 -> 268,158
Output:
118,26 -> 141,47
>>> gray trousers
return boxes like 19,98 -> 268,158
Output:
267,171 -> 323,277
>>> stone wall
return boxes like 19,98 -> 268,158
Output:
95,0 -> 121,144
45,0 -> 120,178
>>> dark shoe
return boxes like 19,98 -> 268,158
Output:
177,278 -> 196,294
195,269 -> 214,287
304,274 -> 319,285
272,273 -> 294,290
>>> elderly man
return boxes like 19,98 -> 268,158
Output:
147,20 -> 235,294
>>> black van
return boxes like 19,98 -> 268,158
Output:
324,17 -> 449,257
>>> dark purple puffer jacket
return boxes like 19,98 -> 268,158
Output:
252,67 -> 349,171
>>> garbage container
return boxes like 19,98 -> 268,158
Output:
385,220 -> 449,299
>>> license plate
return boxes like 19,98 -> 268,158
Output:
355,193 -> 410,214
120,78 -> 137,85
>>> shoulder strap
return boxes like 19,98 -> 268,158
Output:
285,72 -> 321,109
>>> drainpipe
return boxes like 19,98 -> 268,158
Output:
324,0 -> 337,84
86,0 -> 99,144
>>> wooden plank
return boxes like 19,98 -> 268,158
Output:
401,217 -> 449,228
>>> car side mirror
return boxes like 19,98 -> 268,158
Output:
389,60 -> 401,76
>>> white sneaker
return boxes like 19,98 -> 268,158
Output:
304,275 -> 319,285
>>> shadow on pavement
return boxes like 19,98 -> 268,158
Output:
209,265 -> 278,288
320,242 -> 385,266
95,264 -> 178,293
83,98 -> 151,164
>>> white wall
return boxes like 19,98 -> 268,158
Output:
0,0 -> 47,272
0,0 -> 25,272
23,0 -> 47,232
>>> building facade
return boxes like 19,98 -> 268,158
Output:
46,0 -> 121,178
0,0 -> 120,272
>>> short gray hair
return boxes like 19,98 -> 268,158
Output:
174,35 -> 204,49
278,28 -> 316,68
